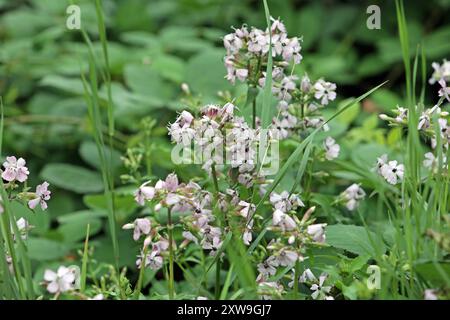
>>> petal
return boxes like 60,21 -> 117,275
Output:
44,270 -> 57,282
46,281 -> 59,294
28,198 -> 40,210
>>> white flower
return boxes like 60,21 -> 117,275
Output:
381,160 -> 405,185
299,268 -> 317,283
418,112 -> 431,130
423,152 -> 447,172
307,223 -> 327,243
134,181 -> 155,205
314,80 -> 337,105
323,137 -> 340,160
182,231 -> 198,244
424,289 -> 438,300
272,209 -> 296,231
238,201 -> 255,219
258,280 -> 284,300
438,79 -> 450,102
394,106 -> 408,123
310,273 -> 332,300
270,191 -> 304,212
15,217 -> 31,240
342,184 -> 366,211
137,250 -> 163,270
28,181 -> 51,210
257,256 -> 279,276
243,220 -> 254,245
123,218 -> 151,241
276,248 -> 298,266
376,154 -> 404,185
44,266 -> 77,294
223,33 -> 244,54
281,37 -> 302,64
429,60 -> 450,84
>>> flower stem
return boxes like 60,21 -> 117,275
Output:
293,260 -> 300,299
133,245 -> 148,299
167,208 -> 175,299
252,98 -> 257,129
211,165 -> 220,194
215,259 -> 221,299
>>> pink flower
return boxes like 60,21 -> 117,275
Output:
123,218 -> 151,241
134,181 -> 155,205
28,181 -> 51,210
2,156 -> 29,182
165,173 -> 179,192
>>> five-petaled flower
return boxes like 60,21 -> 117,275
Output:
28,181 -> 51,210
44,266 -> 77,294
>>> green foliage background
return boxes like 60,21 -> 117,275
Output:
0,0 -> 449,298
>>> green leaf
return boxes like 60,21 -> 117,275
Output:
326,224 -> 386,257
152,55 -> 186,83
57,218 -> 102,243
40,163 -> 103,194
186,49 -> 231,98
415,261 -> 450,287
27,238 -> 70,261
79,140 -> 121,172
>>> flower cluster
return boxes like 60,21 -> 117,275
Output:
168,104 -> 267,187
1,156 -> 51,211
223,17 -> 302,86
380,60 -> 450,181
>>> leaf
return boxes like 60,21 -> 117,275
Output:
414,261 -> 450,287
186,49 -> 231,98
40,75 -> 85,95
152,55 -> 186,83
57,218 -> 102,243
79,140 -> 121,172
83,193 -> 137,222
27,238 -> 70,261
123,63 -> 172,105
326,224 -> 386,257
40,163 -> 103,194
57,210 -> 106,224
335,98 -> 361,125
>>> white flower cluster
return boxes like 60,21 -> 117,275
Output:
380,61 -> 450,181
168,104 -> 266,187
224,17 -> 302,85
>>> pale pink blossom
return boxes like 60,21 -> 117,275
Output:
28,181 -> 51,210
44,266 -> 77,294
123,218 -> 151,241
2,156 -> 29,182
134,181 -> 155,205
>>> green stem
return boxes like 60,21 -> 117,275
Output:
252,98 -> 257,129
167,208 -> 175,299
134,245 -> 149,299
215,259 -> 221,299
293,260 -> 300,299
